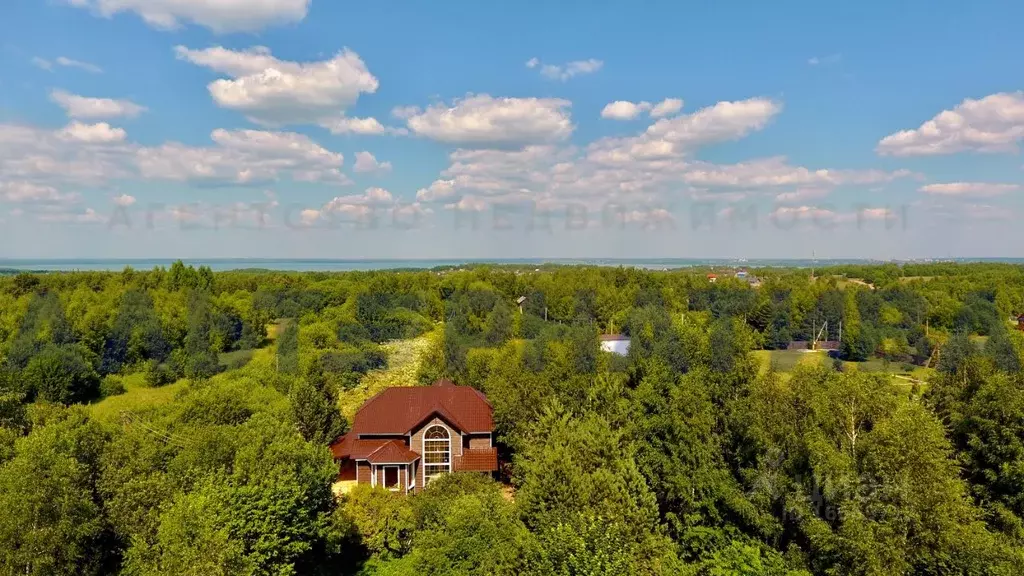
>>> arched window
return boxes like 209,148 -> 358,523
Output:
422,425 -> 451,485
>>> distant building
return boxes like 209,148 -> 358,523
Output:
707,273 -> 718,283
599,334 -> 631,355
735,270 -> 748,279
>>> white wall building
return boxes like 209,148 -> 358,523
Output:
599,334 -> 631,355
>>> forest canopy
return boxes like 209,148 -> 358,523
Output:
1,261 -> 1023,575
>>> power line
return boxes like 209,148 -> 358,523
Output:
120,410 -> 188,448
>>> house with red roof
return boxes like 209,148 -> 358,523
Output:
330,379 -> 498,493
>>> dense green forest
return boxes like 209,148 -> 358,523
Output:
1,262 -> 1024,575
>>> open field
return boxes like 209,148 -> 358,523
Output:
753,348 -> 935,391
752,349 -> 829,375
218,348 -> 256,369
88,372 -> 187,424
89,322 -> 285,424
338,328 -> 440,420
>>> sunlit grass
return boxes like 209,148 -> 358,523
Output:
338,328 -> 440,421
752,349 -> 829,376
88,372 -> 187,424
90,333 -> 282,425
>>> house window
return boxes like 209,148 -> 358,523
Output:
422,425 -> 451,485
383,466 -> 399,491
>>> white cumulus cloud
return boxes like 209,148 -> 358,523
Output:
646,97 -> 782,147
0,181 -> 80,205
527,57 -> 604,81
36,207 -> 104,224
402,94 -> 574,146
601,101 -> 651,120
50,90 -> 146,119
58,121 -> 127,144
175,45 -> 379,126
601,98 -> 685,121
877,92 -> 1024,156
919,182 -> 1021,197
138,128 -> 348,185
66,0 -> 309,33
649,98 -> 684,118
321,116 -> 405,135
112,193 -> 136,206
353,151 -> 392,173
416,179 -> 457,202
775,188 -> 830,203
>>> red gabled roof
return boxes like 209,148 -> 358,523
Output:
366,440 -> 420,464
350,380 -> 494,436
330,435 -> 388,460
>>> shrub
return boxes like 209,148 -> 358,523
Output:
100,375 -> 126,398
145,360 -> 178,387
22,344 -> 101,404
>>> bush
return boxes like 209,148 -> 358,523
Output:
319,347 -> 387,376
145,360 -> 178,387
100,376 -> 126,398
22,344 -> 100,404
519,313 -> 545,339
337,319 -> 371,345
387,308 -> 433,340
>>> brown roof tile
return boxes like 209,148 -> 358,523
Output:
330,435 -> 390,460
456,448 -> 498,472
366,440 -> 420,464
351,381 -> 493,435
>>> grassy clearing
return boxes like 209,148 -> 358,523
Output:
89,323 -> 285,425
218,348 -> 255,369
753,348 -> 934,392
752,349 -> 829,375
338,328 -> 440,421
88,372 -> 187,424
266,320 -> 286,342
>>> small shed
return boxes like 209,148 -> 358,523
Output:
516,296 -> 527,313
599,334 -> 631,356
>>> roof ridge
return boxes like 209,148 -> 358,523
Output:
365,438 -> 404,460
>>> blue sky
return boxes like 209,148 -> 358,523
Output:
1,0 -> 1023,259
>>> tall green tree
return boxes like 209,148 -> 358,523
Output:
0,406 -> 111,575
22,344 -> 101,404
